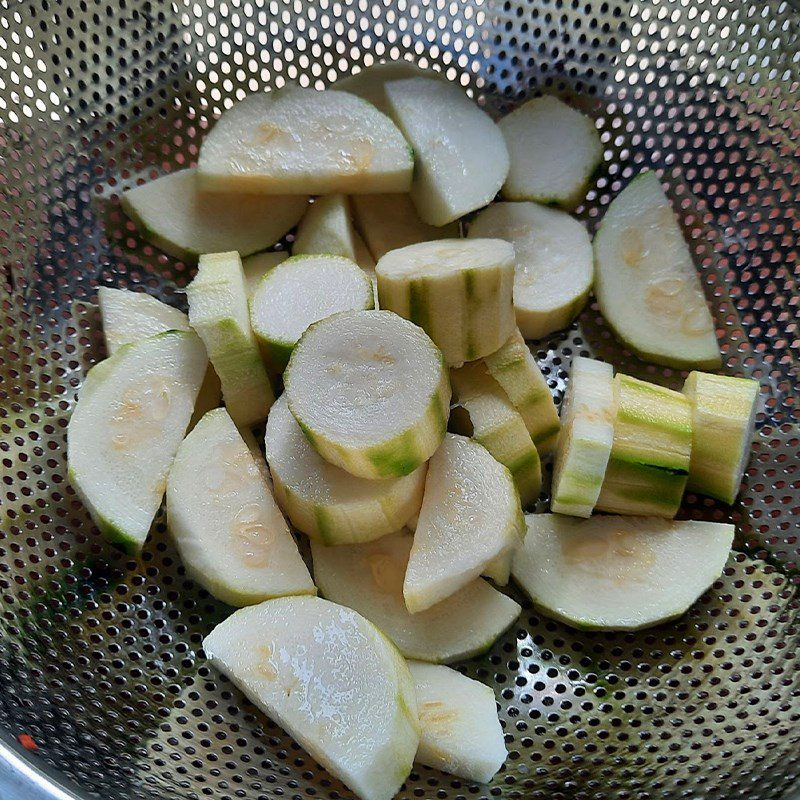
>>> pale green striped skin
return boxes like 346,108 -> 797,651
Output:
683,371 -> 759,504
187,252 -> 274,427
595,458 -> 688,518
473,425 -> 541,509
297,373 -> 451,479
269,465 -> 426,546
551,420 -> 613,517
285,310 -> 451,480
551,357 -> 615,517
450,361 -> 542,508
376,240 -> 516,366
596,373 -> 692,518
483,329 -> 560,455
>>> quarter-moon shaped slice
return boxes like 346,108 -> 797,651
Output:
198,88 -> 413,195
512,513 -> 734,630
203,596 -> 419,800
593,171 -> 721,369
67,331 -> 208,553
167,408 -> 315,606
120,168 -> 308,261
409,661 -> 507,784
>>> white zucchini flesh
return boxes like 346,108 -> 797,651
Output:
449,362 -> 542,509
350,193 -> 459,261
409,661 -> 507,784
203,596 -> 419,800
96,287 -> 221,428
482,329 -> 561,454
468,202 -> 593,341
384,78 -> 509,226
293,194 -> 359,261
284,310 -> 450,479
551,357 -> 615,518
250,254 -> 374,372
242,251 -> 288,299
376,238 -> 516,365
264,395 -> 426,544
67,331 -> 208,554
682,371 -> 760,504
311,532 -> 521,664
593,171 -> 721,369
512,513 -> 734,631
404,433 -> 525,613
120,168 -> 308,262
187,251 -> 275,427
197,88 -> 413,195
167,408 -> 314,606
498,95 -> 602,208
333,61 -> 442,115
97,287 -> 189,354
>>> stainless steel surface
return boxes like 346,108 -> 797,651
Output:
0,1 -> 798,799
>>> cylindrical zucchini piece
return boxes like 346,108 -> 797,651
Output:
376,238 -> 516,366
250,254 -> 374,372
551,357 -> 615,518
264,395 -> 426,544
595,374 -> 692,518
682,371 -> 759,504
284,310 -> 450,479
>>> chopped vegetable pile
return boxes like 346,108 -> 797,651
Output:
66,63 -> 759,800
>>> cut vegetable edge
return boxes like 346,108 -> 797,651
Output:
595,456 -> 688,518
242,251 -> 289,299
499,95 -> 603,209
187,251 -> 275,427
375,238 -> 517,365
514,285 -> 592,342
592,170 -> 721,370
482,329 -> 560,455
250,254 -> 374,372
551,356 -> 615,518
350,193 -> 460,261
383,77 -> 510,226
409,661 -> 507,784
611,373 -> 693,475
467,202 -> 594,343
449,362 -> 542,508
332,61 -> 444,114
120,168 -> 309,261
97,286 -> 189,354
197,88 -> 414,195
292,194 -> 359,261
404,433 -> 525,613
95,286 -> 222,430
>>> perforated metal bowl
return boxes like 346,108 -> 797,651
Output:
1,1 -> 798,799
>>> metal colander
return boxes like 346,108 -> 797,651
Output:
1,1 -> 798,798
